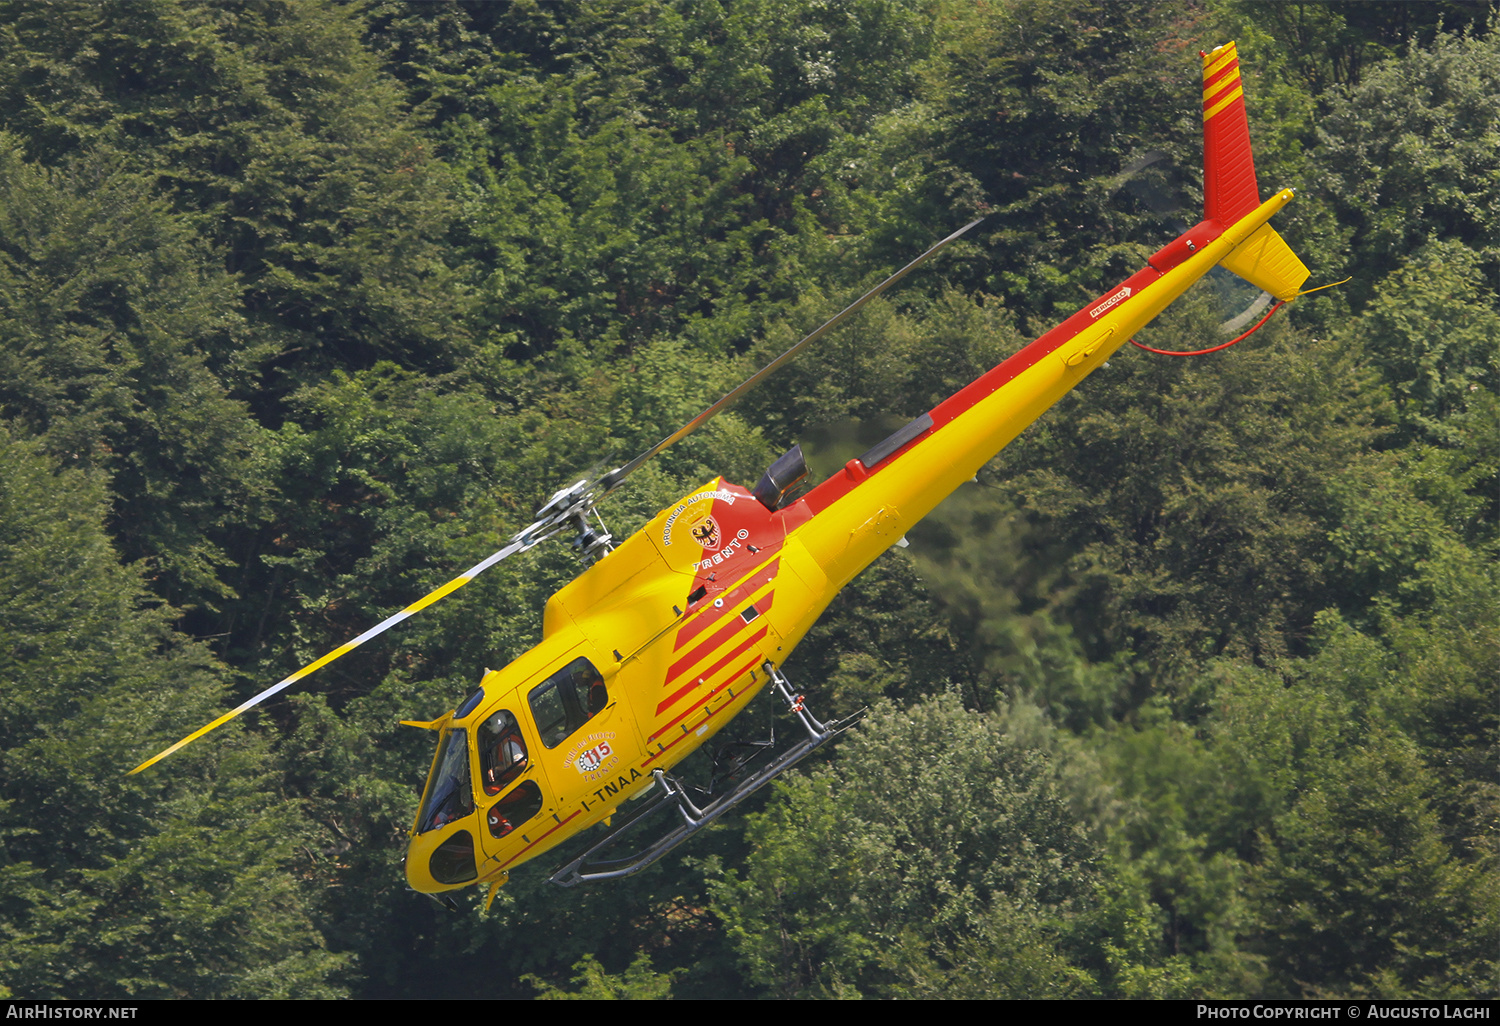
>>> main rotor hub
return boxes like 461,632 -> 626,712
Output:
530,478 -> 613,564
569,511 -> 613,564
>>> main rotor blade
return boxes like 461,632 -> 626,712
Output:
599,216 -> 985,491
127,533 -> 538,775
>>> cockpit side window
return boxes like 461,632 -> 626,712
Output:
528,657 -> 607,749
416,728 -> 473,833
478,709 -> 528,796
487,780 -> 544,839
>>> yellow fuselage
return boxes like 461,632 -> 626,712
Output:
403,189 -> 1296,894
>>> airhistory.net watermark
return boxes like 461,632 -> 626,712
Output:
5,1009 -> 136,1019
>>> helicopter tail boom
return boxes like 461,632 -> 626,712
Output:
790,191 -> 1297,590
785,42 -> 1307,589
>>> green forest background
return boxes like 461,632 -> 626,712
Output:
0,0 -> 1494,1000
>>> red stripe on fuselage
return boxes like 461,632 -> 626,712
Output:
497,809 -> 583,870
674,560 -> 780,651
652,650 -> 764,735
664,593 -> 776,688
656,626 -> 768,717
798,260 -> 1178,518
642,654 -> 761,766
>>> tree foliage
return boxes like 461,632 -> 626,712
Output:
712,697 -> 1097,998
0,0 -> 1492,1000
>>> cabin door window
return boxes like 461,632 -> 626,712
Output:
477,709 -> 529,794
527,657 -> 608,749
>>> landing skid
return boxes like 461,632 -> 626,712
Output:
548,664 -> 860,887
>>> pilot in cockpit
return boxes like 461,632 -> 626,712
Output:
479,709 -> 528,795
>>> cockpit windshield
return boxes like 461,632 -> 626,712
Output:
416,727 -> 473,833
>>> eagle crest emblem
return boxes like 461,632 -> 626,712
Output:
689,514 -> 721,550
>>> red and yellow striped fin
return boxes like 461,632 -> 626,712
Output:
1201,41 -> 1310,300
1202,41 -> 1260,226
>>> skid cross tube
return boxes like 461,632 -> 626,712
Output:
548,665 -> 858,886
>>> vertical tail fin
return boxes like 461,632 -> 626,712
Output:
1202,42 -> 1260,225
1202,42 -> 1310,301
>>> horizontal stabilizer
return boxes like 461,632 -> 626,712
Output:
1219,223 -> 1310,301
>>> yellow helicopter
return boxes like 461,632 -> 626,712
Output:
131,43 -> 1315,906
